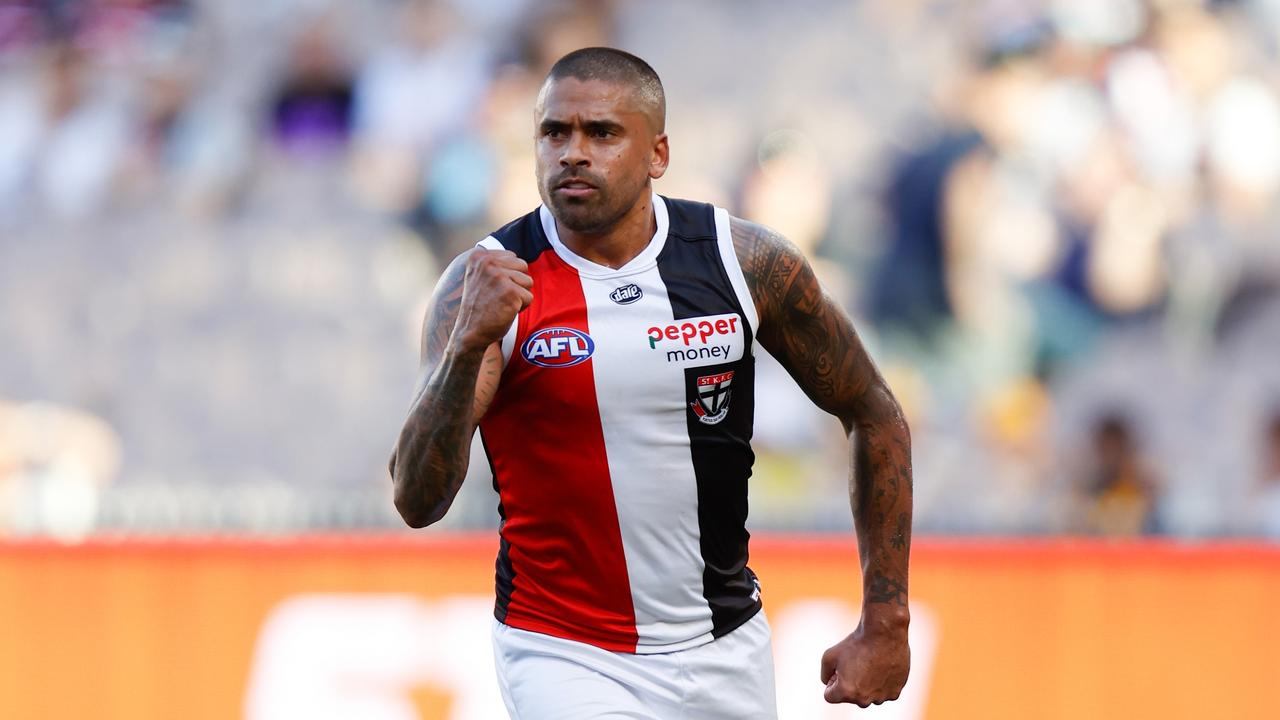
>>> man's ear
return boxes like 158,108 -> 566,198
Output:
649,133 -> 670,180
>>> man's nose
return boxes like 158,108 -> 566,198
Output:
559,132 -> 590,167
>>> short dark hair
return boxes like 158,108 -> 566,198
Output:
546,47 -> 666,132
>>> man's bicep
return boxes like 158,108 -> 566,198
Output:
768,268 -> 879,422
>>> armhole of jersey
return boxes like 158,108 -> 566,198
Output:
475,236 -> 520,367
713,207 -> 759,355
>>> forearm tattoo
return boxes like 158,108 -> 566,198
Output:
733,219 -> 914,611
391,256 -> 495,525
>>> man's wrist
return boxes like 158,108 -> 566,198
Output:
860,604 -> 910,636
450,330 -> 492,357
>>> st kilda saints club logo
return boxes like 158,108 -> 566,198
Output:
691,370 -> 734,425
522,327 -> 595,368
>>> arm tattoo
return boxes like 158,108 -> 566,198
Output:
390,253 -> 492,527
890,512 -> 909,551
865,571 -> 909,607
733,219 -> 914,616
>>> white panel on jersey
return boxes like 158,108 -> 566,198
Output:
713,207 -> 760,351
576,200 -> 715,652
582,268 -> 715,651
474,235 -> 520,366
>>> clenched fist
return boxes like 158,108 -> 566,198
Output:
820,623 -> 910,707
454,249 -> 534,352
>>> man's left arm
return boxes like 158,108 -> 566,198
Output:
732,218 -> 912,708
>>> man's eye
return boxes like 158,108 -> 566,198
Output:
592,129 -> 612,138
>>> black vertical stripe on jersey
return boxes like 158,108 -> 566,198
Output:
656,197 -> 763,637
493,533 -> 516,623
479,427 -> 516,622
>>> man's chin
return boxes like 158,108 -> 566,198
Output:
550,203 -> 609,234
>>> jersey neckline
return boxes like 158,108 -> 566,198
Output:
538,192 -> 669,279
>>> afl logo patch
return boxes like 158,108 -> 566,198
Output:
609,284 -> 643,305
522,327 -> 595,368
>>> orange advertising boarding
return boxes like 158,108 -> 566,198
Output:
0,536 -> 1276,720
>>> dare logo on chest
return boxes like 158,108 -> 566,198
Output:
609,283 -> 643,305
521,327 -> 595,368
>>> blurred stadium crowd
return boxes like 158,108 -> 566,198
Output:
2,0 -> 1280,539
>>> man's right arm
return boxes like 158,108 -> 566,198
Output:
389,248 -> 532,528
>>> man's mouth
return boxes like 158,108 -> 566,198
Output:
555,179 -> 598,198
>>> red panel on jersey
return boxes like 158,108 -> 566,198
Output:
480,249 -> 639,652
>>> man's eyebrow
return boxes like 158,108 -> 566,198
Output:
538,118 -> 627,134
583,119 -> 626,134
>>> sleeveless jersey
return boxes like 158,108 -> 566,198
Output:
476,194 -> 761,654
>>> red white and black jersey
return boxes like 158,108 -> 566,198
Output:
476,194 -> 761,654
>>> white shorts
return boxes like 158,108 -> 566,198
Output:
491,611 -> 778,720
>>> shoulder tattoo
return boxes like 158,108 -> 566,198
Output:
730,217 -> 872,414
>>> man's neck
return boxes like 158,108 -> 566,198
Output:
557,193 -> 657,270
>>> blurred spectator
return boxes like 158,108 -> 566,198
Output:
740,130 -> 832,265
350,0 -> 492,216
1076,412 -> 1160,537
269,16 -> 353,155
872,126 -> 983,344
0,39 -> 130,219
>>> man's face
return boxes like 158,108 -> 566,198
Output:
534,77 -> 667,234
